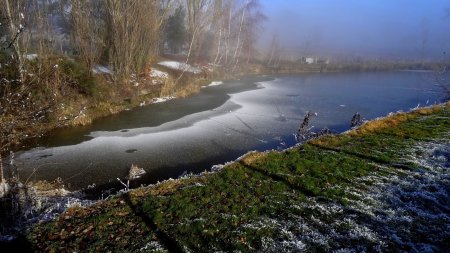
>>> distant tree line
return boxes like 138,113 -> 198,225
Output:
0,0 -> 265,87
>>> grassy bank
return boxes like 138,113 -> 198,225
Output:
23,103 -> 449,252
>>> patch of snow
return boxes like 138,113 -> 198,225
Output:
202,81 -> 223,88
150,68 -> 169,79
151,96 -> 176,104
92,65 -> 113,75
25,54 -> 38,60
158,61 -> 202,74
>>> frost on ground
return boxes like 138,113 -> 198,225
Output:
139,240 -> 168,253
150,68 -> 169,85
240,140 -> 449,252
158,61 -> 202,74
0,181 -> 92,241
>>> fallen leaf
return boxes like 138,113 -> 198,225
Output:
82,225 -> 94,234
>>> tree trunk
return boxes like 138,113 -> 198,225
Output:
176,27 -> 198,83
232,2 -> 247,71
4,0 -> 24,83
225,7 -> 232,65
232,2 -> 247,60
0,153 -> 3,183
213,27 -> 222,65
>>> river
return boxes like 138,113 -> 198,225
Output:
14,71 -> 442,194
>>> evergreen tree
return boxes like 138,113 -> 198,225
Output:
165,5 -> 186,54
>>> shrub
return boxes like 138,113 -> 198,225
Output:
59,59 -> 97,96
0,50 -> 21,95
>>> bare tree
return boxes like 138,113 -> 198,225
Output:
185,0 -> 213,60
435,52 -> 450,101
2,0 -> 26,83
204,0 -> 265,71
266,33 -> 281,67
238,0 -> 265,66
210,0 -> 234,66
211,0 -> 225,64
231,0 -> 248,71
105,0 -> 171,84
172,0 -> 212,83
70,0 -> 106,73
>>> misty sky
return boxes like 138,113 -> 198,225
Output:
260,0 -> 450,60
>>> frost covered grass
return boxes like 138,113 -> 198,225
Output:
0,179 -> 92,243
27,104 -> 449,251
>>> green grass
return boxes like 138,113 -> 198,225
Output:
26,103 -> 450,252
310,106 -> 450,167
141,166 -> 293,250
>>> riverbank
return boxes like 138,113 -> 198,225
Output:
2,58 -> 261,155
14,71 -> 442,192
2,59 -> 442,156
0,59 -> 214,155
21,102 -> 449,252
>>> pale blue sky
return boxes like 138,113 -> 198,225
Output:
259,0 -> 450,60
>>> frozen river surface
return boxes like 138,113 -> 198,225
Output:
15,72 -> 442,191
